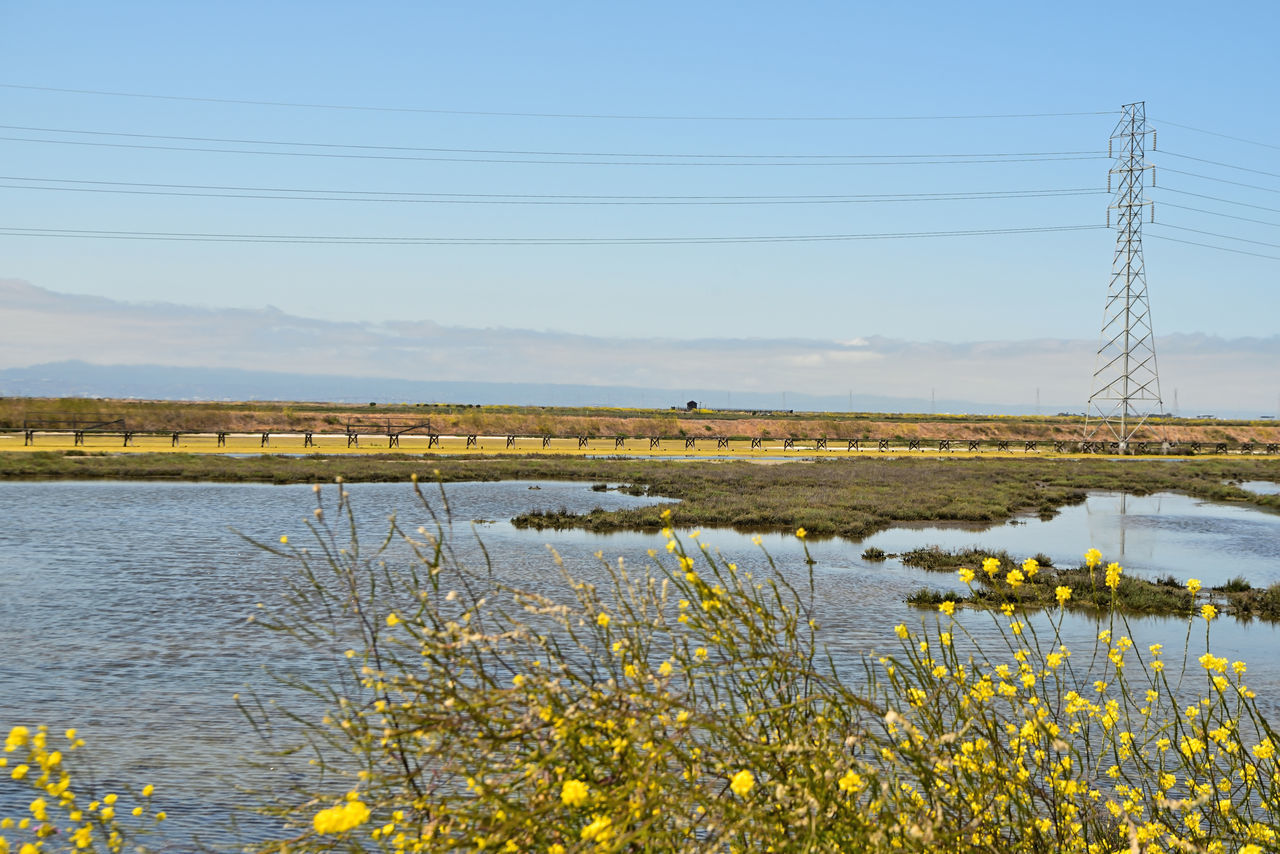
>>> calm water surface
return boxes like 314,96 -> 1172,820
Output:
2,480 -> 1279,848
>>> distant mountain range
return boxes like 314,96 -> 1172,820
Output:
0,360 -> 1038,415
3,279 -> 1276,418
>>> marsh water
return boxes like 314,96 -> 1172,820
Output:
2,479 -> 1279,848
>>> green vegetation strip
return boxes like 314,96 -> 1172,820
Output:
2,452 -> 1278,543
903,548 -> 1280,621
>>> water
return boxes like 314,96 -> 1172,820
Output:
1240,480 -> 1280,496
2,480 -> 1280,848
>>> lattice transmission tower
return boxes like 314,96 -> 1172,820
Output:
1084,101 -> 1164,450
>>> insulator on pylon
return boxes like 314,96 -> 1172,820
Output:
1151,167 -> 1156,187
1152,130 -> 1157,151
1151,204 -> 1155,224
1108,139 -> 1113,158
1106,209 -> 1110,228
1107,174 -> 1111,193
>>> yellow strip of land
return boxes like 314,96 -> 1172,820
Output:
0,431 -> 1163,459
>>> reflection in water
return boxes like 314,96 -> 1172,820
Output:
2,481 -> 1280,847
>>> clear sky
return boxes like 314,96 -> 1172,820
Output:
1,0 -> 1278,345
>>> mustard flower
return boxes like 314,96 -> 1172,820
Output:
5,726 -> 30,751
1054,585 -> 1072,607
1104,562 -> 1122,590
729,770 -> 755,797
596,612 -> 611,628
938,601 -> 955,617
837,769 -> 863,793
957,567 -> 975,584
313,798 -> 371,834
1006,569 -> 1025,590
1201,603 -> 1218,622
795,527 -> 807,539
279,535 -> 288,545
560,779 -> 589,807
982,557 -> 1001,578
385,613 -> 401,627
1187,578 -> 1202,595
1199,653 -> 1228,673
1022,558 -> 1039,578
580,815 -> 613,843
1084,548 -> 1102,568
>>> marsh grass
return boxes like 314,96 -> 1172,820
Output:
3,454 -> 1280,541
906,548 -> 1280,622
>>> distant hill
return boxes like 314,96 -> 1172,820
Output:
0,360 -> 1030,415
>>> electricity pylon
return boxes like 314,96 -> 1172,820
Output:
1084,101 -> 1164,451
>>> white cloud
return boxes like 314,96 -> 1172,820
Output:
2,278 -> 1276,414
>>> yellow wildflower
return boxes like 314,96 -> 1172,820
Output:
1055,586 -> 1072,606
729,770 -> 755,797
1084,548 -> 1102,568
1187,578 -> 1202,595
1201,603 -> 1218,622
560,779 -> 589,807
580,815 -> 613,843
596,612 -> 611,628
795,527 -> 807,539
837,770 -> 863,792
313,798 -> 371,835
938,601 -> 955,617
1104,562 -> 1122,589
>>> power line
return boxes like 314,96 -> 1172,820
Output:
1155,222 -> 1280,250
1157,186 -> 1280,215
0,223 -> 1104,246
1148,232 -> 1280,262
1154,200 -> 1280,230
0,123 -> 1104,161
0,83 -> 1120,122
0,134 -> 1109,168
1159,150 -> 1280,181
1156,166 -> 1280,196
0,175 -> 1105,206
1151,117 -> 1280,153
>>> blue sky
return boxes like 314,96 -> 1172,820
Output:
1,1 -> 1278,345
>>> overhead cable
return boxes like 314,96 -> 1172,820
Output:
0,175 -> 1106,206
0,83 -> 1119,122
0,224 -> 1105,245
0,134 -> 1108,168
0,124 -> 1105,161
